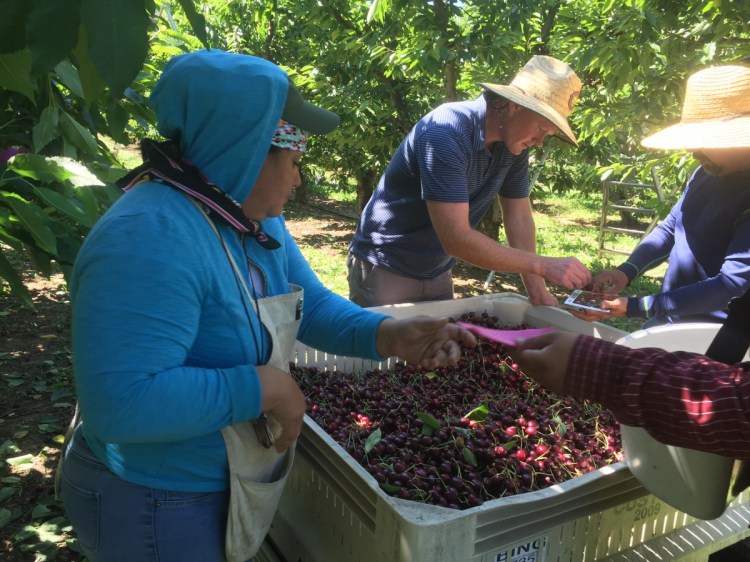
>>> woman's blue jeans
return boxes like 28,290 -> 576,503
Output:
60,427 -> 234,561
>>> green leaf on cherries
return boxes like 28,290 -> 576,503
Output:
553,415 -> 567,437
424,371 -> 437,379
464,404 -> 488,422
463,448 -> 477,466
416,412 -> 441,430
380,483 -> 400,493
364,427 -> 382,454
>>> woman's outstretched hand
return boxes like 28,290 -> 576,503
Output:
376,316 -> 477,369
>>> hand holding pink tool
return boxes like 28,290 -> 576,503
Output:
456,321 -> 555,347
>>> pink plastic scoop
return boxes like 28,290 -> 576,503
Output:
456,321 -> 555,347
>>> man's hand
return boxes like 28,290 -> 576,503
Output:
528,290 -> 559,307
540,256 -> 591,290
521,273 -> 559,306
569,296 -> 628,322
513,332 -> 580,394
376,316 -> 477,369
590,269 -> 628,294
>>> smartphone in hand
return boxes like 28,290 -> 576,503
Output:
562,289 -> 611,314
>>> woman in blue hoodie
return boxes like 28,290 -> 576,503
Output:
59,50 -> 475,562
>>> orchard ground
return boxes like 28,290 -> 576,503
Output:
0,192 -> 653,561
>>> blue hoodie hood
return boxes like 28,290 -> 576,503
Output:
149,49 -> 288,205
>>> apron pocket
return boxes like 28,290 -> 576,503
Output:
224,444 -> 295,562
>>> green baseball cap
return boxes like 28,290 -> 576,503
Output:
282,78 -> 340,134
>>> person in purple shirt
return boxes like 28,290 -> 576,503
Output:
348,56 -> 591,308
516,63 -> 750,458
576,67 -> 750,327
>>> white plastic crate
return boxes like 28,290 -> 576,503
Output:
269,293 -> 750,561
256,539 -> 284,562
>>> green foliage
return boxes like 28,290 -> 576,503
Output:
81,0 -> 151,97
565,0 -> 749,191
199,0 -> 750,202
0,1 -> 208,304
1,154 -> 121,303
2,0 -> 750,307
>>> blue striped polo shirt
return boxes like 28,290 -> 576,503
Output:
349,95 -> 530,279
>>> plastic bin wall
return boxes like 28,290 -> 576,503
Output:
269,293 -> 750,561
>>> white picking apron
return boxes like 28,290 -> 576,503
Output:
222,283 -> 304,562
187,198 -> 304,562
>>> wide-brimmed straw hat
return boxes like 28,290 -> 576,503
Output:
481,55 -> 582,146
641,65 -> 750,150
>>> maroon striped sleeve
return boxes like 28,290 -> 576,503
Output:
565,335 -> 750,459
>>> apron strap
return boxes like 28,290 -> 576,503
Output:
189,197 -> 282,448
188,197 -> 259,315
54,402 -> 80,500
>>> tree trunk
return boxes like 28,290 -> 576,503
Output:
444,63 -> 458,102
433,0 -> 459,103
537,3 -> 561,54
476,195 -> 503,242
356,169 -> 378,213
263,11 -> 276,61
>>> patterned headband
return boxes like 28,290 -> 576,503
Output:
271,119 -> 308,152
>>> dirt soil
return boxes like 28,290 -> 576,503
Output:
1,269 -> 76,561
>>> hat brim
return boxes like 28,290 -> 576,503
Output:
641,118 -> 750,150
481,83 -> 578,147
282,79 -> 340,134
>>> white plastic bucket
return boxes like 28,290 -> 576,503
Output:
616,323 -> 741,520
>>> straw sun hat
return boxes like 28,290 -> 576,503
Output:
481,55 -> 582,146
641,65 -> 750,150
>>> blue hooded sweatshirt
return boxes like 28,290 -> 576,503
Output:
70,50 -> 388,491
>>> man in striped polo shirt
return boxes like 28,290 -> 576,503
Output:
347,55 -> 591,308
